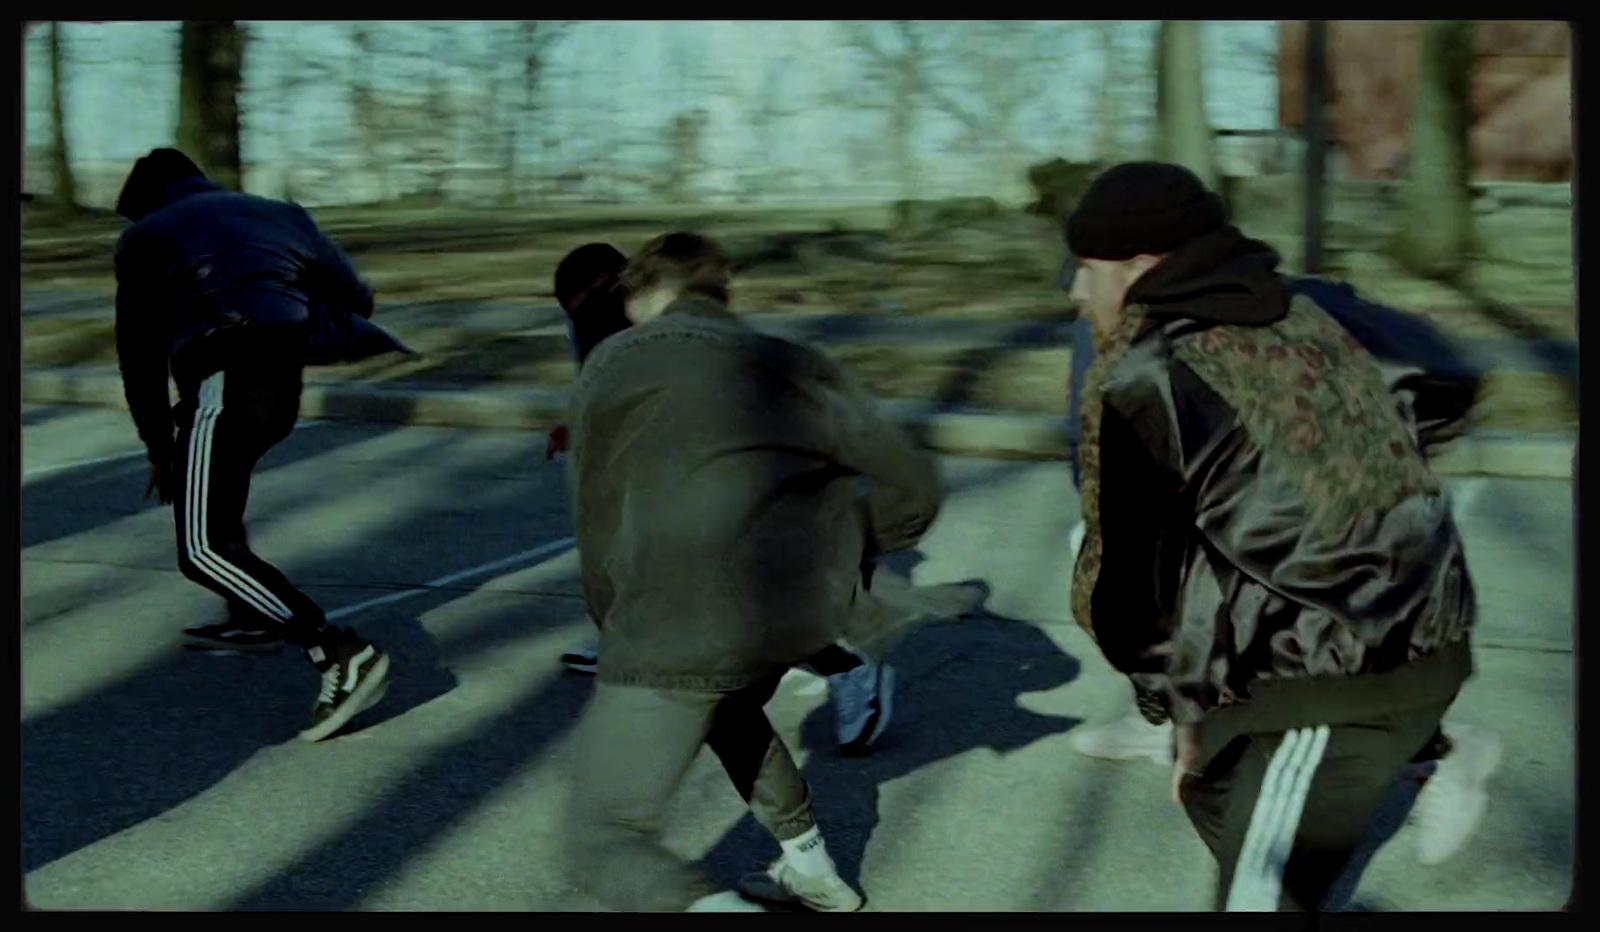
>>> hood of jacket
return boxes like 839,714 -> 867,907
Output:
115,149 -> 224,222
1125,225 -> 1292,328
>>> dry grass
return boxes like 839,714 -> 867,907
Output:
21,195 -> 1575,434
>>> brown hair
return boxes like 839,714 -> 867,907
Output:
620,232 -> 733,304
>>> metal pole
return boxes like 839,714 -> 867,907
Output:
1303,20 -> 1328,275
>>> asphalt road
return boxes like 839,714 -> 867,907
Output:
20,404 -> 1575,910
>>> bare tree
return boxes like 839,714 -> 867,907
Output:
838,21 -> 930,203
663,110 -> 709,202
505,21 -> 568,204
1154,20 -> 1219,189
177,21 -> 247,191
1093,21 -> 1123,165
418,27 -> 460,202
840,21 -> 1075,202
1394,20 -> 1477,280
47,22 -> 78,209
347,25 -> 394,203
919,22 -> 1068,200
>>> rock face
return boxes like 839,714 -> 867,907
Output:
1278,20 -> 1570,182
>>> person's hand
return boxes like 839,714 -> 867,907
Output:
1172,723 -> 1199,805
145,459 -> 175,505
546,424 -> 570,460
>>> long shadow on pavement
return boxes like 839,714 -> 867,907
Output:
22,429 -> 567,876
222,582 -> 594,910
697,612 -> 1083,899
20,606 -> 452,875
20,418 -> 403,550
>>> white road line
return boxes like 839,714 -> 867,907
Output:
325,536 -> 577,622
20,420 -> 330,483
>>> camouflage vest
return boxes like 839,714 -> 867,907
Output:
1071,295 -> 1441,637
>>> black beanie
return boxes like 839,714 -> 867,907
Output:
115,148 -> 206,221
554,242 -> 627,310
1065,162 -> 1228,261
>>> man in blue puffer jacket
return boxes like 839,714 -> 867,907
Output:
113,148 -> 410,742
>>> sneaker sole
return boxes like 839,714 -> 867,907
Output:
563,658 -> 598,675
299,653 -> 391,743
736,871 -> 864,913
1416,733 -> 1503,864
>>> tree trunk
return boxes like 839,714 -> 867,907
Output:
177,21 -> 246,191
47,22 -> 78,210
1154,21 -> 1219,190
889,24 -> 922,204
1394,20 -> 1477,280
1093,21 -> 1121,164
349,26 -> 390,204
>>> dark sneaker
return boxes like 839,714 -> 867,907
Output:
183,621 -> 284,654
562,635 -> 599,675
300,633 -> 391,742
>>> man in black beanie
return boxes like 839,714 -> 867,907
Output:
113,147 -> 408,741
1062,162 -> 1482,910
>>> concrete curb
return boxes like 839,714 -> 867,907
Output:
22,366 -> 1575,479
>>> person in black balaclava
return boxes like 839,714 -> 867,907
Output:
113,147 -> 410,742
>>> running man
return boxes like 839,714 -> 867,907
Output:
113,148 -> 407,741
563,233 -> 947,911
549,241 -> 900,756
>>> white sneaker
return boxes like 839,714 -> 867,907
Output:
737,858 -> 864,912
561,633 -> 599,675
1413,726 -> 1503,865
1071,711 -> 1175,765
830,658 -> 895,754
687,890 -> 768,912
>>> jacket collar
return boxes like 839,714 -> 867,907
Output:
660,294 -> 743,325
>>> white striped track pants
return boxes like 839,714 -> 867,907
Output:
1180,701 -> 1450,912
172,368 -> 325,645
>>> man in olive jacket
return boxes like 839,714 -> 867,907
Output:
563,232 -> 945,912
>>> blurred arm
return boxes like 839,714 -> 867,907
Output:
113,236 -> 176,465
294,204 -> 375,319
814,356 -> 944,555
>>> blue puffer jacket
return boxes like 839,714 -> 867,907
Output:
114,160 -> 410,462
1066,276 -> 1484,489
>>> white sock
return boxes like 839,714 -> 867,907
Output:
779,826 -> 836,877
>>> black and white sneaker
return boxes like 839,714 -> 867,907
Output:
300,632 -> 391,742
184,621 -> 284,654
562,635 -> 599,675
830,658 -> 895,755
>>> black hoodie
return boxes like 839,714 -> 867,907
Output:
113,149 -> 410,464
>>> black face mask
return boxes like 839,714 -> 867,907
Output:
571,278 -> 632,366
